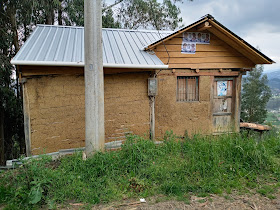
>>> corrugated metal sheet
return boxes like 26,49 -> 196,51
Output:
12,25 -> 172,68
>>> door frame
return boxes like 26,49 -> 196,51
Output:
212,76 -> 237,134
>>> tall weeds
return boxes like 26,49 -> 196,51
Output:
0,130 -> 279,209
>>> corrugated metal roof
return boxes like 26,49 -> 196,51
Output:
11,25 -> 172,68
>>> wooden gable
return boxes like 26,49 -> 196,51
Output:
153,31 -> 255,69
148,15 -> 274,69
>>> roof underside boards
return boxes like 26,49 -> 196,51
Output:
145,15 -> 274,65
11,25 -> 172,69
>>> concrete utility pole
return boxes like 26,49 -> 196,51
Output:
84,0 -> 105,156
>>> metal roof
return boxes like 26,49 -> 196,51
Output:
11,25 -> 172,69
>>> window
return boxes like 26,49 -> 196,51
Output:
177,76 -> 199,101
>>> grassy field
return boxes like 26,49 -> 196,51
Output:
266,112 -> 280,127
1,130 -> 280,209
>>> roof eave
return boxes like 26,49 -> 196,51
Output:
11,60 -> 169,69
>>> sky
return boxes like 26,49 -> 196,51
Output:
107,0 -> 280,72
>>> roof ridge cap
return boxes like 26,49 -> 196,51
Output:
36,24 -> 174,33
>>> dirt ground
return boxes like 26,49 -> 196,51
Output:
2,191 -> 279,209
62,191 -> 280,210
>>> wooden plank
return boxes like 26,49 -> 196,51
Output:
176,72 -> 239,77
155,51 -> 242,58
210,76 -> 214,132
207,26 -> 265,64
240,122 -> 271,131
213,115 -> 232,132
160,56 -> 251,64
213,98 -> 232,113
155,44 -> 229,52
168,62 -> 254,69
22,82 -> 32,156
214,77 -> 234,81
163,37 -> 224,45
235,73 -> 242,132
213,113 -> 232,116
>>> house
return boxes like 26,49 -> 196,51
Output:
11,15 -> 274,155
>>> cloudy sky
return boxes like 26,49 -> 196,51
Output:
107,0 -> 280,72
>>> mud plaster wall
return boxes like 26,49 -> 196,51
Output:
25,72 -> 150,155
155,71 -> 212,137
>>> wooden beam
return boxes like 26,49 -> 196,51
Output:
21,66 -> 153,77
160,56 -> 253,64
235,73 -> 242,132
145,18 -> 206,50
168,62 -> 254,69
197,21 -> 212,31
175,71 -> 240,77
22,80 -> 32,156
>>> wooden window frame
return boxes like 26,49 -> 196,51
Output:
177,76 -> 199,102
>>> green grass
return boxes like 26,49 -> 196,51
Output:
0,130 -> 280,209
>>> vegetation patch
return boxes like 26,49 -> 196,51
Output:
0,130 -> 280,209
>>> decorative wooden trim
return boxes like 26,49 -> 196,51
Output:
197,22 -> 212,31
175,71 -> 239,77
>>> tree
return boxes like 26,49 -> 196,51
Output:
241,65 -> 272,123
64,0 -> 187,30
0,0 -> 24,164
118,0 -> 184,30
64,0 -> 121,28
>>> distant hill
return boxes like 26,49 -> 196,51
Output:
266,69 -> 280,80
265,69 -> 280,111
268,78 -> 280,94
266,70 -> 280,95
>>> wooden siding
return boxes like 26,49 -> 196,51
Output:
154,32 -> 256,69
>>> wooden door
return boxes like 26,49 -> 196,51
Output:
213,77 -> 235,133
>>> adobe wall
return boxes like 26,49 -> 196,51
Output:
155,70 -> 213,137
25,72 -> 150,155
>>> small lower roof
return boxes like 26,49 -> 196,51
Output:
11,25 -> 172,69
